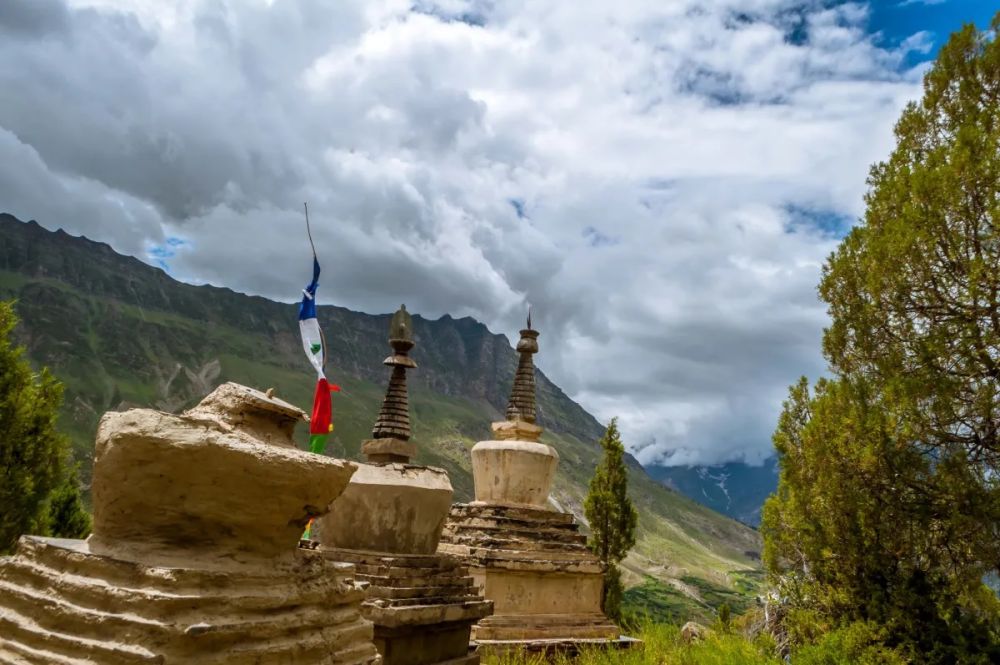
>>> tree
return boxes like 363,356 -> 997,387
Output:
0,300 -> 90,552
762,16 -> 1000,662
820,14 -> 1000,473
45,467 -> 92,539
585,417 -> 638,622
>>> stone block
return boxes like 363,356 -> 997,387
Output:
319,464 -> 453,555
490,420 -> 543,443
363,437 -> 418,464
91,408 -> 356,560
470,440 -> 558,509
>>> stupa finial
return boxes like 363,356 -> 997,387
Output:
505,311 -> 539,424
369,305 -> 418,454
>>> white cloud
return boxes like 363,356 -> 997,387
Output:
0,0 -> 928,465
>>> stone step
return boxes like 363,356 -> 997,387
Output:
442,519 -> 583,541
0,555 -> 364,618
329,637 -> 385,665
474,612 -> 619,641
353,563 -> 467,578
0,609 -> 160,665
212,616 -> 376,664
177,603 -> 370,648
365,600 -> 494,629
357,572 -> 473,587
0,579 -> 173,646
0,575 -> 369,653
448,505 -> 576,525
438,534 -> 589,554
460,552 -> 604,573
369,594 -> 487,608
15,537 -> 358,595
0,588 -> 376,664
366,583 -> 476,600
326,549 -> 462,570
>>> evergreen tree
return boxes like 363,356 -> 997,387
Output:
585,417 -> 638,622
0,300 -> 91,552
763,16 -> 1000,662
46,467 -> 92,539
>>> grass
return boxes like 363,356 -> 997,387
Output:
481,623 -> 780,665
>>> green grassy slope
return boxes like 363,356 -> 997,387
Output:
0,213 -> 762,622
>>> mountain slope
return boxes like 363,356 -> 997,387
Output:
647,458 -> 779,527
0,212 -> 762,621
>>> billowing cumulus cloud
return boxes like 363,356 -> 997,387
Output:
0,0 -> 928,465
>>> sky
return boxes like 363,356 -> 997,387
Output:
0,0 -> 993,467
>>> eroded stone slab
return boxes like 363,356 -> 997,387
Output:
319,464 -> 453,555
92,408 -> 357,560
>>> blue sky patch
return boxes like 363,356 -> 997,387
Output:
867,0 -> 995,67
783,204 -> 854,239
146,236 -> 188,273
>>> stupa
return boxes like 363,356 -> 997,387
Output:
437,314 -> 621,648
317,305 -> 493,665
0,382 -> 380,665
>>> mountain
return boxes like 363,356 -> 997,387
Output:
646,457 -> 779,527
0,212 -> 763,623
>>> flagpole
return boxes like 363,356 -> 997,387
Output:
304,202 -> 317,259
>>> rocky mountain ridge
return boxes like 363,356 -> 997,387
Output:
0,212 -> 762,622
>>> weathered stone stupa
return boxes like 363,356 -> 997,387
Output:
317,306 -> 493,665
437,315 -> 621,647
0,382 -> 380,664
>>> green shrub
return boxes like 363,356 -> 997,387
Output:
792,622 -> 908,665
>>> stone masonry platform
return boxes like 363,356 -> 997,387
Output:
323,549 -> 492,665
0,537 -> 375,665
439,504 -> 619,644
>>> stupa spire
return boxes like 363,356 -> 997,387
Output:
505,309 -> 539,423
366,305 -> 418,463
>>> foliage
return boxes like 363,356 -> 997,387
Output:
792,621 -> 908,665
44,466 -> 92,539
762,15 -> 1000,663
0,300 -> 91,552
716,603 -> 731,632
586,418 -> 639,622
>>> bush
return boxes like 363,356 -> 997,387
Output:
792,622 -> 908,665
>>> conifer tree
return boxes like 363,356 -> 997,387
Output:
0,300 -> 91,552
585,418 -> 638,622
763,15 -> 1000,662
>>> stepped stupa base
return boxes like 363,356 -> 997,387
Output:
0,536 -> 380,665
438,504 -> 620,645
322,549 -> 492,665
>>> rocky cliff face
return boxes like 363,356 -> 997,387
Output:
0,213 -> 601,446
0,212 -> 762,620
